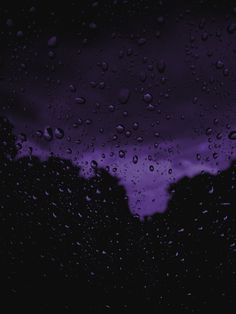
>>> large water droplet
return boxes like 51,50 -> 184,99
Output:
119,150 -> 125,158
116,124 -> 125,134
55,128 -> 64,139
228,131 -> 236,140
143,93 -> 153,103
43,127 -> 53,141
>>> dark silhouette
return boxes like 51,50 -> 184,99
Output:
0,116 -> 235,313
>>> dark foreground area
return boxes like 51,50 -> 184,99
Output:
0,116 -> 236,313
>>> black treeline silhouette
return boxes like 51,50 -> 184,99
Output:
0,116 -> 236,313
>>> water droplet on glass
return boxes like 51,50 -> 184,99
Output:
227,23 -> 236,34
143,93 -> 153,103
119,150 -> 125,158
55,128 -> 64,139
75,97 -> 86,104
157,60 -> 166,73
90,160 -> 98,169
118,88 -> 130,104
43,127 -> 53,141
48,36 -> 58,48
133,155 -> 138,164
228,131 -> 236,140
116,124 -> 125,134
216,60 -> 224,69
149,165 -> 154,172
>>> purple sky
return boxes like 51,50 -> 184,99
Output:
1,13 -> 236,216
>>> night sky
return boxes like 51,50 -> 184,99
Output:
1,0 -> 236,312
